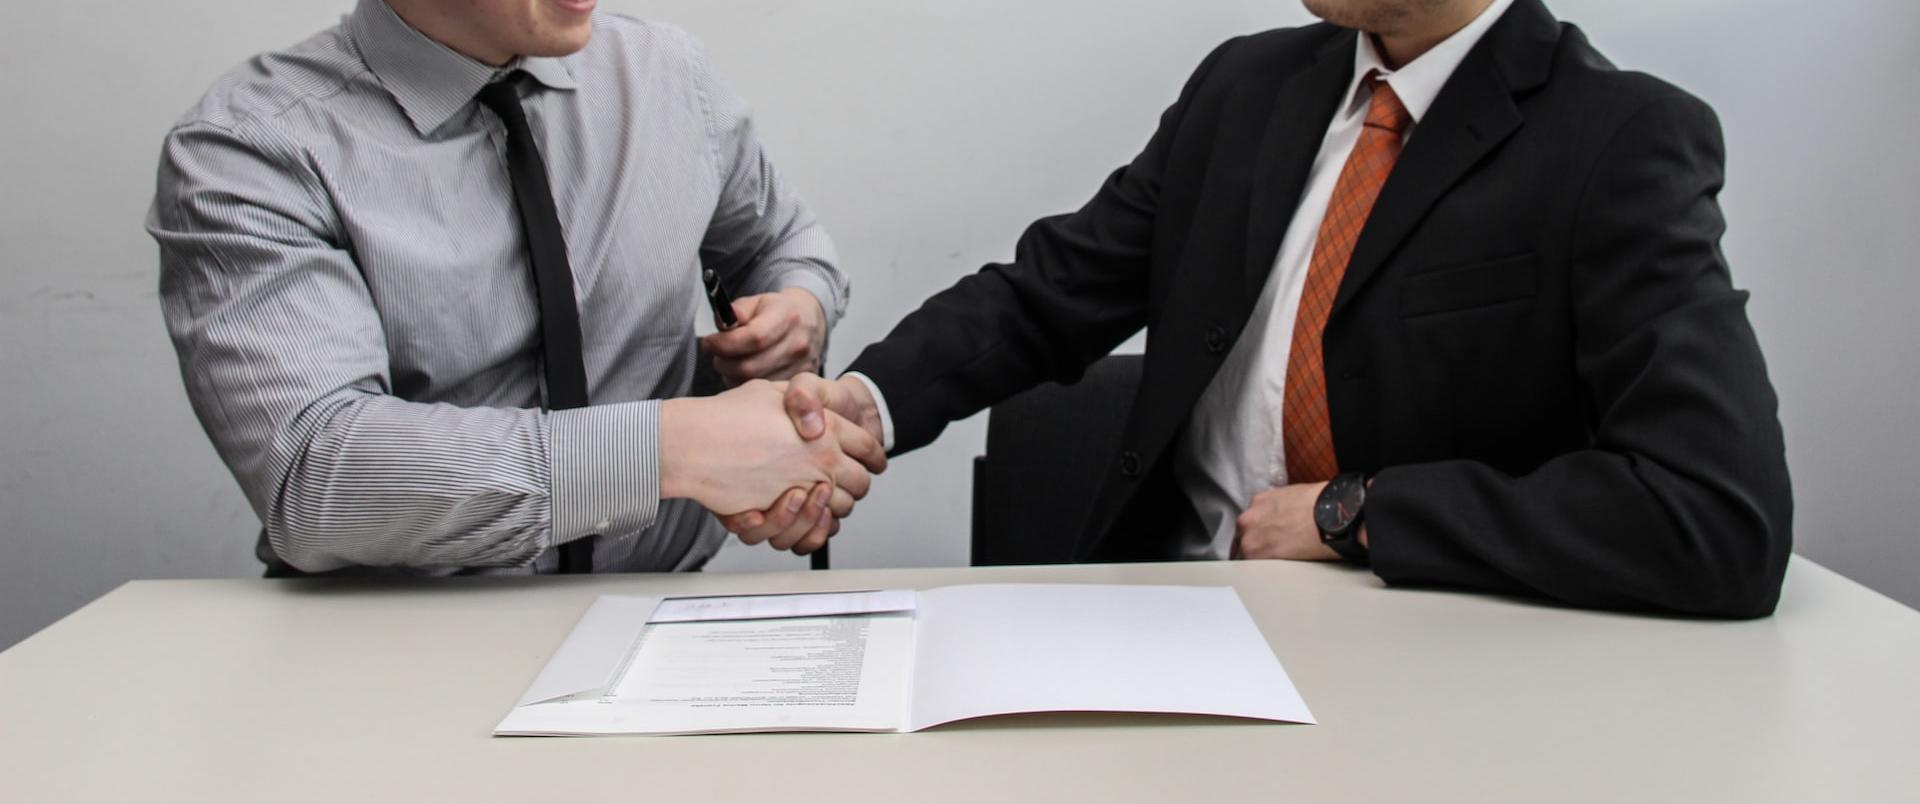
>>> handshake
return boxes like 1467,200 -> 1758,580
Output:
659,374 -> 887,556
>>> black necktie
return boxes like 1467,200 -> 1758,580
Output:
478,75 -> 596,575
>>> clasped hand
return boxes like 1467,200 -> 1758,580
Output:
659,376 -> 884,554
663,290 -> 872,553
687,374 -> 886,555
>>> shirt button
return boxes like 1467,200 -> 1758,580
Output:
1203,326 -> 1228,354
595,519 -> 611,531
1119,451 -> 1144,478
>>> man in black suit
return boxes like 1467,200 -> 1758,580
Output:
731,0 -> 1793,617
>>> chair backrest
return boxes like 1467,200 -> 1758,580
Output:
971,354 -> 1144,566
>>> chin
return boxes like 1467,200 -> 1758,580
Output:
1301,0 -> 1410,33
526,25 -> 594,57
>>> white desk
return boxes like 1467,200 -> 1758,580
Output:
1,558 -> 1915,802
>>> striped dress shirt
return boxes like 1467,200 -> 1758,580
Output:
147,0 -> 847,576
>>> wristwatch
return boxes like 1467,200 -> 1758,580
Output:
1315,472 -> 1371,563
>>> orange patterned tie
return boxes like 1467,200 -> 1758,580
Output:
1282,72 -> 1411,485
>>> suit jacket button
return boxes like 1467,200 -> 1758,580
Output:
1119,451 -> 1143,478
1203,326 -> 1228,354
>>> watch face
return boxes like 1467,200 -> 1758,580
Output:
1315,475 -> 1366,536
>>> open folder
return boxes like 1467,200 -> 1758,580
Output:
496,583 -> 1315,736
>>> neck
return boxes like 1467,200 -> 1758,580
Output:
1372,0 -> 1496,69
384,0 -> 515,67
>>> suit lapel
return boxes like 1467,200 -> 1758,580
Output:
1329,0 -> 1560,318
1244,32 -> 1356,299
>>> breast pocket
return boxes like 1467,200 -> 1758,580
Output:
1397,253 -> 1540,319
1394,252 -> 1573,473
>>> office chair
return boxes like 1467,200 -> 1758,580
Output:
971,354 -> 1144,566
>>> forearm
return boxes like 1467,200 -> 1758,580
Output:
259,390 -> 660,572
848,206 -> 1154,453
1367,442 -> 1790,618
1364,291 -> 1792,618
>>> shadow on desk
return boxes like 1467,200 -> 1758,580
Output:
268,573 -> 662,599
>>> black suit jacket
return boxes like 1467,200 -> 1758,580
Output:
848,0 -> 1793,617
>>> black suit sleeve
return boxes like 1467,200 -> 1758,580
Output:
846,39 -> 1239,453
1366,94 -> 1794,618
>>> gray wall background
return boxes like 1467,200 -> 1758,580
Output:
2,0 -> 1914,650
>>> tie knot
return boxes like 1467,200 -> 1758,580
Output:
476,72 -> 527,120
1362,71 -> 1412,135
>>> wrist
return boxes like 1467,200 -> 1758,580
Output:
773,272 -> 839,331
656,397 -> 702,502
782,286 -> 827,332
1358,477 -> 1375,549
837,376 -> 885,444
1314,472 -> 1371,563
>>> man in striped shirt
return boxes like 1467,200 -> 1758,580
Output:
148,0 -> 879,576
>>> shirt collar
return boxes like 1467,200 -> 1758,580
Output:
348,0 -> 579,136
1342,0 -> 1516,125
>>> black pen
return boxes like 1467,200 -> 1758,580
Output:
703,268 -> 738,330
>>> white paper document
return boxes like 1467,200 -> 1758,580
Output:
495,584 -> 1314,736
647,589 -> 916,623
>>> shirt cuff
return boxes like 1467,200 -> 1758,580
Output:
548,400 -> 662,545
841,371 -> 896,453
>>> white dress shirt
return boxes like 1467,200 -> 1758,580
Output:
1175,0 -> 1516,558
